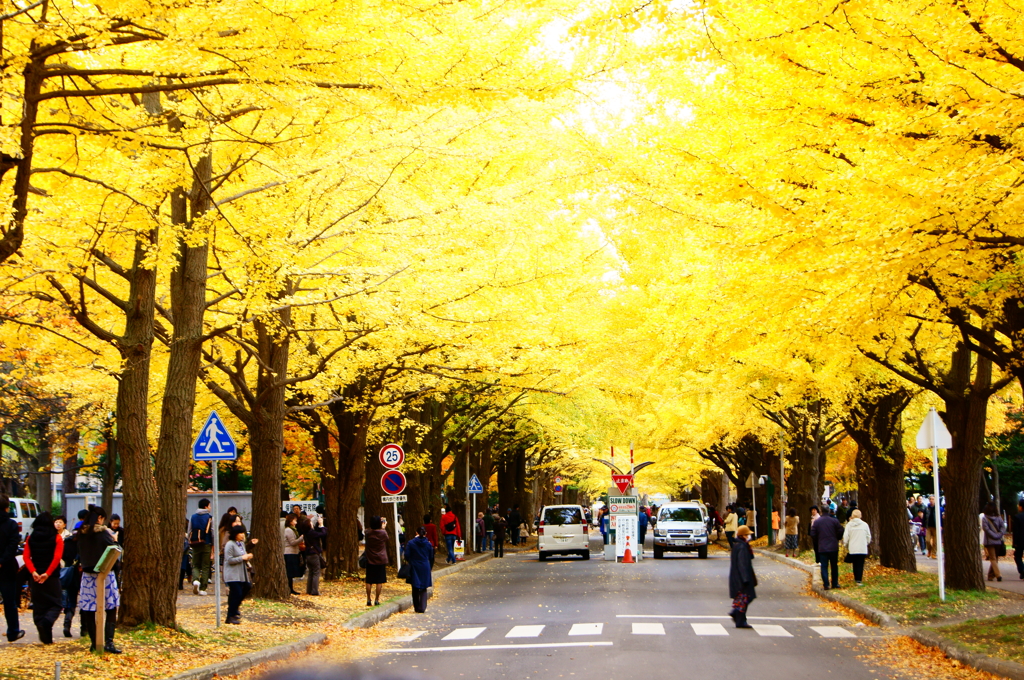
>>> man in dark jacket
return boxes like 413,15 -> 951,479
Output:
189,499 -> 214,595
0,494 -> 25,642
810,510 -> 844,589
1013,498 -> 1024,580
508,506 -> 523,546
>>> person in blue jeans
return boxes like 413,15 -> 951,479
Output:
441,505 -> 461,564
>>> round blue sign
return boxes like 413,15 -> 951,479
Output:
381,470 -> 407,495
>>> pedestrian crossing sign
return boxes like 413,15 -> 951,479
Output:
192,411 -> 238,461
468,473 -> 484,494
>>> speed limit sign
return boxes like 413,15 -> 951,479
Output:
379,443 -> 405,469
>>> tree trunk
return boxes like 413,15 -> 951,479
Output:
941,345 -> 992,591
61,429 -> 80,518
323,398 -> 370,577
118,231 -> 168,627
497,455 -> 514,512
248,314 -> 290,600
844,385 -> 916,571
100,424 -> 118,515
152,165 -> 210,627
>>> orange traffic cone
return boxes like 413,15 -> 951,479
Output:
622,535 -> 635,563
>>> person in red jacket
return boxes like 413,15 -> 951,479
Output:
422,513 -> 438,567
23,513 -> 64,644
440,505 -> 461,564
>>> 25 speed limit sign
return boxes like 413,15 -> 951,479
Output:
379,443 -> 405,469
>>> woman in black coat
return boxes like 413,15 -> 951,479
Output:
404,526 -> 433,613
23,513 -> 64,644
728,525 -> 756,629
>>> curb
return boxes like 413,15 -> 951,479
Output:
754,547 -> 1024,679
342,551 -> 493,630
164,633 -> 327,680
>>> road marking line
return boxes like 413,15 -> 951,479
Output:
617,615 -> 847,621
506,625 -> 545,638
810,626 -> 857,638
632,622 -> 665,635
442,627 -> 486,641
382,641 -> 614,653
691,623 -> 729,636
752,625 -> 793,637
568,623 -> 603,636
390,631 -> 426,642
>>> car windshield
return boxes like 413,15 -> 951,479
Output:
544,507 -> 582,525
660,508 -> 703,522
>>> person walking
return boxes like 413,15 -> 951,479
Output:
0,493 -> 24,643
728,525 -> 757,629
55,515 -> 79,638
364,515 -> 389,606
911,510 -> 926,555
925,496 -> 938,558
77,505 -> 122,653
483,509 -> 494,553
493,513 -> 507,558
218,511 -> 238,556
283,513 -> 304,595
638,508 -> 649,550
809,506 -> 821,564
223,526 -> 253,624
23,513 -> 64,644
982,501 -> 1007,582
108,514 -> 124,588
842,509 -> 872,585
811,508 -> 843,589
299,514 -> 327,596
476,512 -> 486,553
508,506 -> 523,547
189,499 -> 214,595
724,505 -> 738,546
784,507 -> 799,558
1013,499 -> 1024,580
441,505 -> 461,564
404,526 -> 433,613
422,513 -> 438,568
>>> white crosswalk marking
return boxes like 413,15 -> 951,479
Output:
568,623 -> 603,636
810,626 -> 856,638
506,625 -> 545,638
391,631 -> 426,642
632,622 -> 666,635
442,627 -> 487,641
752,624 -> 792,638
691,623 -> 729,636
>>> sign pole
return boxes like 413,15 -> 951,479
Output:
472,492 -> 477,552
751,476 -> 757,539
931,413 -> 945,602
213,460 -> 222,627
394,500 -> 401,572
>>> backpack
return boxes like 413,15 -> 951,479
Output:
444,519 -> 457,532
190,516 -> 211,547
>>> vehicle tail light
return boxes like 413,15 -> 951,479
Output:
538,521 -> 544,536
583,523 -> 589,534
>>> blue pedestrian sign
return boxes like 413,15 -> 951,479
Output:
468,473 -> 484,494
192,411 -> 237,461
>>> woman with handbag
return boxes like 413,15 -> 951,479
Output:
299,514 -> 327,596
223,526 -> 253,624
982,501 -> 1007,582
283,513 -> 304,595
728,525 -> 757,629
404,526 -> 433,613
842,509 -> 872,585
364,516 -> 389,606
76,505 -> 122,653
440,505 -> 461,564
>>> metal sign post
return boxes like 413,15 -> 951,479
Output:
192,411 -> 238,628
468,474 -> 483,551
916,407 -> 952,602
382,494 -> 408,571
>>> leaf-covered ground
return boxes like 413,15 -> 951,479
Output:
929,615 -> 1024,666
0,573 -> 405,680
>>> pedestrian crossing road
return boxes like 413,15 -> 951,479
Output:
382,617 -> 865,652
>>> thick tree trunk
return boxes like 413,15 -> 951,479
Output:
497,455 -> 514,512
100,425 -> 117,515
941,346 -> 992,591
118,232 -> 168,627
324,398 -> 370,577
844,386 -> 916,571
248,315 -> 290,600
153,168 -> 210,626
61,430 -> 80,517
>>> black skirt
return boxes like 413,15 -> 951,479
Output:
284,553 -> 304,578
365,563 -> 387,584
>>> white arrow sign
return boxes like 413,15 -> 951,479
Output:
916,407 -> 953,450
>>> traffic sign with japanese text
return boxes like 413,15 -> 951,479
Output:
611,474 -> 633,494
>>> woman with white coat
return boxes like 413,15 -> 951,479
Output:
842,509 -> 872,586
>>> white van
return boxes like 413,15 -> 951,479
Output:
7,497 -> 41,539
538,504 -> 590,561
652,501 -> 709,559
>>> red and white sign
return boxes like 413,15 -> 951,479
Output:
379,443 -> 405,469
554,475 -> 562,485
381,470 -> 407,495
612,474 -> 634,494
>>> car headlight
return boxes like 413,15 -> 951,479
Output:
654,529 -> 666,537
695,528 -> 707,535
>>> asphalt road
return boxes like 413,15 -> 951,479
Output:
361,536 -> 896,680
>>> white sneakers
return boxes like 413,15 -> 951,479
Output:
199,590 -> 208,596
193,580 -> 200,595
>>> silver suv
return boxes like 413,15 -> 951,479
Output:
652,501 -> 709,559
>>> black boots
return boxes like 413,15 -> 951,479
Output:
735,611 -> 752,629
63,611 -> 74,638
82,609 -> 121,653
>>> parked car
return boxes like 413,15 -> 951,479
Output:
7,497 -> 41,539
652,501 -> 709,559
537,504 -> 590,561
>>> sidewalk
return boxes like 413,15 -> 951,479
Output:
914,551 -> 1024,598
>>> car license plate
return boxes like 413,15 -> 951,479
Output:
556,535 -> 572,543
672,539 -> 690,546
